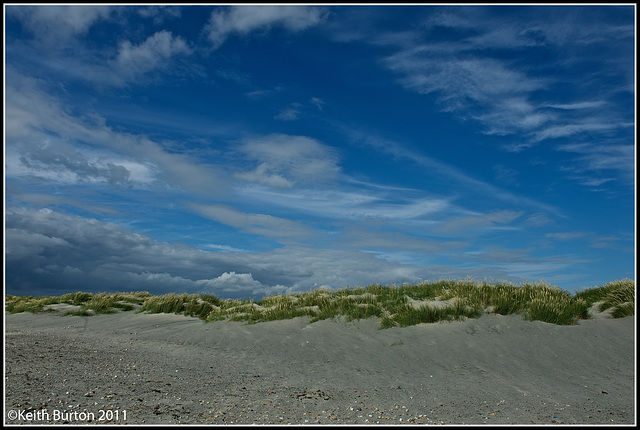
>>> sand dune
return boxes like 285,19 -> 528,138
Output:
4,307 -> 635,424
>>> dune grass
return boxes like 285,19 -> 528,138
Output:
5,295 -> 62,314
5,278 -> 635,329
573,279 -> 635,318
5,291 -> 151,316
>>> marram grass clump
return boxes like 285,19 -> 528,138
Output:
5,279 -> 634,329
574,279 -> 635,318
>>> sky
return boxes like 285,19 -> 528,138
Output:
3,4 -> 636,299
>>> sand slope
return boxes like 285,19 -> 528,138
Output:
4,308 -> 636,425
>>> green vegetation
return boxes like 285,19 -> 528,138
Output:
5,291 -> 151,316
574,279 -> 635,318
5,295 -> 61,314
5,278 -> 635,328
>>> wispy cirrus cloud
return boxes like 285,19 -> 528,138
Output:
340,227 -> 467,255
237,185 -> 450,222
545,232 -> 588,241
375,11 -> 550,136
274,98 -> 326,122
546,101 -> 608,110
381,30 -> 630,147
346,129 -> 562,216
433,210 -> 524,235
189,203 -> 314,242
532,122 -> 633,142
350,7 -> 634,190
384,53 -> 546,113
556,142 -> 635,188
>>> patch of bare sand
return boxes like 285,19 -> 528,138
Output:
4,310 -> 635,425
41,303 -> 83,313
404,295 -> 455,310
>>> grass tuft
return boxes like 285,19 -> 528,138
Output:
5,295 -> 60,314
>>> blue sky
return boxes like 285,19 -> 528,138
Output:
4,4 -> 636,299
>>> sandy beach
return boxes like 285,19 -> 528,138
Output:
4,307 -> 636,425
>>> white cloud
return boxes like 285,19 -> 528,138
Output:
117,271 -> 199,292
7,8 -> 191,87
348,130 -> 561,216
274,99 -> 326,121
235,163 -> 294,188
433,210 -> 524,235
367,8 -> 633,155
137,5 -> 182,24
190,203 -> 314,242
589,235 -> 628,251
341,227 -> 467,255
484,261 -> 575,283
4,75 -> 227,195
274,107 -> 300,121
205,5 -> 326,48
7,139 -> 138,188
546,101 -> 607,110
525,213 -> 554,227
572,177 -> 616,188
385,50 -> 545,114
310,97 -> 325,110
473,97 -> 553,137
349,8 -> 633,188
204,244 -> 249,253
115,30 -> 191,82
533,122 -> 633,142
492,164 -> 519,186
237,185 -> 450,221
234,134 -> 341,188
196,272 -> 265,295
545,232 -> 588,241
556,142 -> 634,187
245,88 -> 279,99
8,5 -> 112,43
